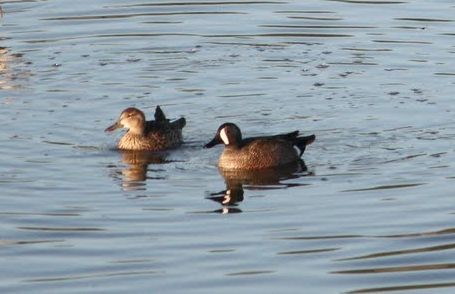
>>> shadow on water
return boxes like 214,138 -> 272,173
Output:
207,160 -> 310,214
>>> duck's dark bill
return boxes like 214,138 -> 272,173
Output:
204,137 -> 221,148
105,121 -> 121,132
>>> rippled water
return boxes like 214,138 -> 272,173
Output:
1,0 -> 455,293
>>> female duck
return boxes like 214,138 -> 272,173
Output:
204,123 -> 315,170
105,106 -> 186,151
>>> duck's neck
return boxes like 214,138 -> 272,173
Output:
225,143 -> 241,150
128,124 -> 145,136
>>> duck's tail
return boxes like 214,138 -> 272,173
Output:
295,134 -> 316,157
173,117 -> 186,129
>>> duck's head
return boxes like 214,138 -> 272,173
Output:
204,122 -> 242,148
105,107 -> 146,135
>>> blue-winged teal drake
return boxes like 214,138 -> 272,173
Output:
105,106 -> 186,151
204,123 -> 315,169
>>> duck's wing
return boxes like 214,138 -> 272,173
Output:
241,131 -> 314,157
154,106 -> 170,123
154,105 -> 185,129
241,131 -> 299,146
275,130 -> 299,141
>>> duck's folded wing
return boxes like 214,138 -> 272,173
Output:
243,130 -> 299,144
154,106 -> 168,122
276,130 -> 299,140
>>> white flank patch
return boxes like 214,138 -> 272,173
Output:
293,146 -> 300,153
223,190 -> 232,205
220,128 -> 230,145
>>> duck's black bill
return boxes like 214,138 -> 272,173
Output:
105,121 -> 121,132
204,137 -> 221,148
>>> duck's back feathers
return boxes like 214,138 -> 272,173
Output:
256,131 -> 315,158
240,130 -> 315,158
241,130 -> 298,147
276,130 -> 300,141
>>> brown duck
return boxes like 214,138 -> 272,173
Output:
204,123 -> 315,169
105,106 -> 186,151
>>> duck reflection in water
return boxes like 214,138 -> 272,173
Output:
109,150 -> 169,191
207,182 -> 244,214
207,160 -> 309,214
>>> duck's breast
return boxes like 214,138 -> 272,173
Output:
118,128 -> 183,151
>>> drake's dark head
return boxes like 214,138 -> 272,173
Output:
204,123 -> 242,148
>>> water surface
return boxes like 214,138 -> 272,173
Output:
1,0 -> 455,293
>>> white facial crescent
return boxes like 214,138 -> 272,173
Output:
220,128 -> 230,145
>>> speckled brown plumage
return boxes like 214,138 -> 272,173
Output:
105,106 -> 185,151
205,122 -> 315,170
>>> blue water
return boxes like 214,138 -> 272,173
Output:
1,0 -> 455,293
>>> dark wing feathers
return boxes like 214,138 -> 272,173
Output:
154,106 -> 168,122
241,131 -> 299,146
276,130 -> 299,141
144,106 -> 185,132
241,131 -> 315,157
